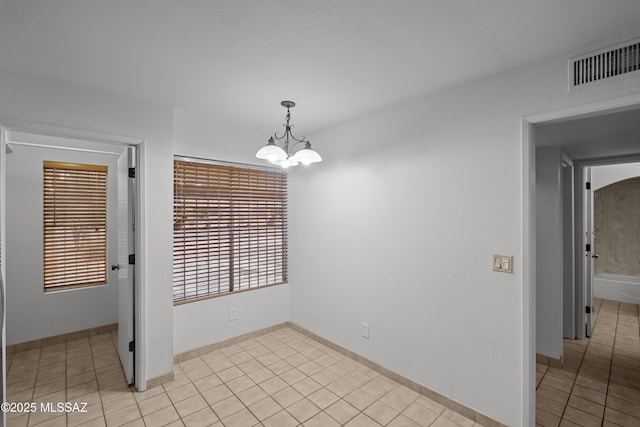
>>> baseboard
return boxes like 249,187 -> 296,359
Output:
146,371 -> 175,390
173,322 -> 289,364
6,323 -> 118,354
172,321 -> 506,427
287,322 -> 508,427
536,353 -> 563,368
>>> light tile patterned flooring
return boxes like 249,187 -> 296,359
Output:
536,298 -> 640,426
7,327 -> 483,427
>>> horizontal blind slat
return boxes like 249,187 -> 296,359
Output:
173,159 -> 287,304
43,161 -> 108,291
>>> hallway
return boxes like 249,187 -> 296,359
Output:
536,298 -> 640,426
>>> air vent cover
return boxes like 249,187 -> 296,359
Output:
570,38 -> 640,90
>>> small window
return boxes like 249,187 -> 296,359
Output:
173,159 -> 288,304
43,161 -> 108,291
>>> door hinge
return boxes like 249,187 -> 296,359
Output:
128,167 -> 135,178
586,306 -> 592,314
586,182 -> 591,190
128,254 -> 135,265
129,341 -> 135,352
585,243 -> 591,252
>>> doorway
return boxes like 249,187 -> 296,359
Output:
523,98 -> 640,426
590,162 -> 640,304
0,125 -> 143,397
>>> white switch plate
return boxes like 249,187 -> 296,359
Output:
361,322 -> 369,339
493,255 -> 513,273
229,307 -> 238,321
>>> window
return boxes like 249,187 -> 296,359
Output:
173,159 -> 288,304
43,161 -> 108,291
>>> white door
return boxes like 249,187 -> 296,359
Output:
583,167 -> 594,337
116,147 -> 135,384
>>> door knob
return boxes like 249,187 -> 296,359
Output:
111,264 -> 120,270
592,254 -> 598,259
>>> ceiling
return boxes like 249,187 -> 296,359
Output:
2,1 -> 640,133
536,108 -> 640,159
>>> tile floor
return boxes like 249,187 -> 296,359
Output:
536,298 -> 640,426
7,327 -> 483,426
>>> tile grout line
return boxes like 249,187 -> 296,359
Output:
556,324 -> 588,424
600,301 -> 620,427
95,334 -> 109,427
561,309 -> 594,423
169,337 -> 283,425
241,336 -> 353,425
553,298 -> 608,426
171,331 -> 444,427
26,344 -> 41,427
225,335 -> 321,425
15,327 -> 485,427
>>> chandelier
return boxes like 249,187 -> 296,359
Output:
256,101 -> 322,168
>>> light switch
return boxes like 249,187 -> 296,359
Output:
493,255 -> 513,273
493,256 -> 502,269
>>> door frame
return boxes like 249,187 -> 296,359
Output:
521,92 -> 640,427
582,165 -> 593,338
561,154 -> 575,340
0,119 -> 148,391
575,155 -> 640,336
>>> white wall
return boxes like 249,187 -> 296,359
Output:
172,109 -> 291,354
0,68 -> 175,383
289,43 -> 640,425
6,144 -> 119,344
173,285 -> 290,354
535,147 -> 563,360
592,162 -> 640,190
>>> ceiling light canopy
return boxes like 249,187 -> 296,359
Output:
256,101 -> 322,168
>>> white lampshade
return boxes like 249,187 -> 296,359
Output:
256,137 -> 287,161
292,142 -> 322,165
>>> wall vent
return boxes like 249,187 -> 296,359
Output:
570,38 -> 640,90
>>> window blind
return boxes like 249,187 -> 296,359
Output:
173,159 -> 287,304
43,161 -> 108,291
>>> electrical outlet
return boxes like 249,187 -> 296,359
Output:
229,307 -> 238,321
361,322 -> 369,339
